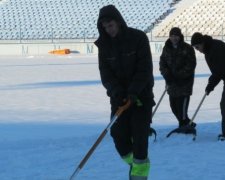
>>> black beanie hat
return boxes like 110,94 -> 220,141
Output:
169,27 -> 182,37
191,32 -> 204,46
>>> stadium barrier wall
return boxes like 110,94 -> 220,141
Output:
0,42 -> 166,56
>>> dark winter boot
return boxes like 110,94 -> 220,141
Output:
178,120 -> 185,127
180,119 -> 196,128
189,121 -> 197,128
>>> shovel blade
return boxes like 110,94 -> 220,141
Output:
166,125 -> 196,141
149,127 -> 157,142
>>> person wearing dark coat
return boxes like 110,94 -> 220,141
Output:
191,32 -> 225,140
94,5 -> 155,179
160,27 -> 197,127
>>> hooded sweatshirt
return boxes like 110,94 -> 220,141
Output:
201,35 -> 225,89
94,5 -> 154,106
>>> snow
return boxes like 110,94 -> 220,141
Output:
0,54 -> 225,180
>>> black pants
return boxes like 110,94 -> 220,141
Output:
221,85 -> 225,135
169,95 -> 190,124
110,102 -> 152,160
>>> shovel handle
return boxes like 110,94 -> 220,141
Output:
190,93 -> 207,124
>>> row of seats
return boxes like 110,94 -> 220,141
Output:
156,0 -> 225,37
0,0 -> 175,40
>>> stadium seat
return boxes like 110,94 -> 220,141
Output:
0,0 -> 174,40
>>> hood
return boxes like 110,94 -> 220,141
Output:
96,5 -> 128,42
165,34 -> 184,48
202,35 -> 213,54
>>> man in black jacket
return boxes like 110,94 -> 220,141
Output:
160,27 -> 196,127
95,5 -> 155,179
191,32 -> 225,140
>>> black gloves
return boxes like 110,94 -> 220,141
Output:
110,86 -> 126,106
111,86 -> 143,109
205,83 -> 214,95
205,75 -> 221,95
126,94 -> 143,107
127,94 -> 137,105
163,71 -> 174,85
165,77 -> 173,85
116,94 -> 143,110
114,93 -> 126,107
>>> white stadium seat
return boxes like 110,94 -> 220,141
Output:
0,0 -> 173,40
156,0 -> 225,37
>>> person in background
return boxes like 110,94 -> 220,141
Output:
160,27 -> 196,128
191,32 -> 225,140
94,4 -> 155,180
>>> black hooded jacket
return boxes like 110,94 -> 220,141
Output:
94,5 -> 154,107
160,36 -> 196,97
202,35 -> 225,88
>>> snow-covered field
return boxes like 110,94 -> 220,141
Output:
0,54 -> 225,180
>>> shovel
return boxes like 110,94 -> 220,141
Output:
149,88 -> 167,141
166,93 -> 207,141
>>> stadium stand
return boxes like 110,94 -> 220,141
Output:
155,0 -> 225,38
0,0 -> 175,40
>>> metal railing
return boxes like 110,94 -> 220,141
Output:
0,25 -> 225,44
